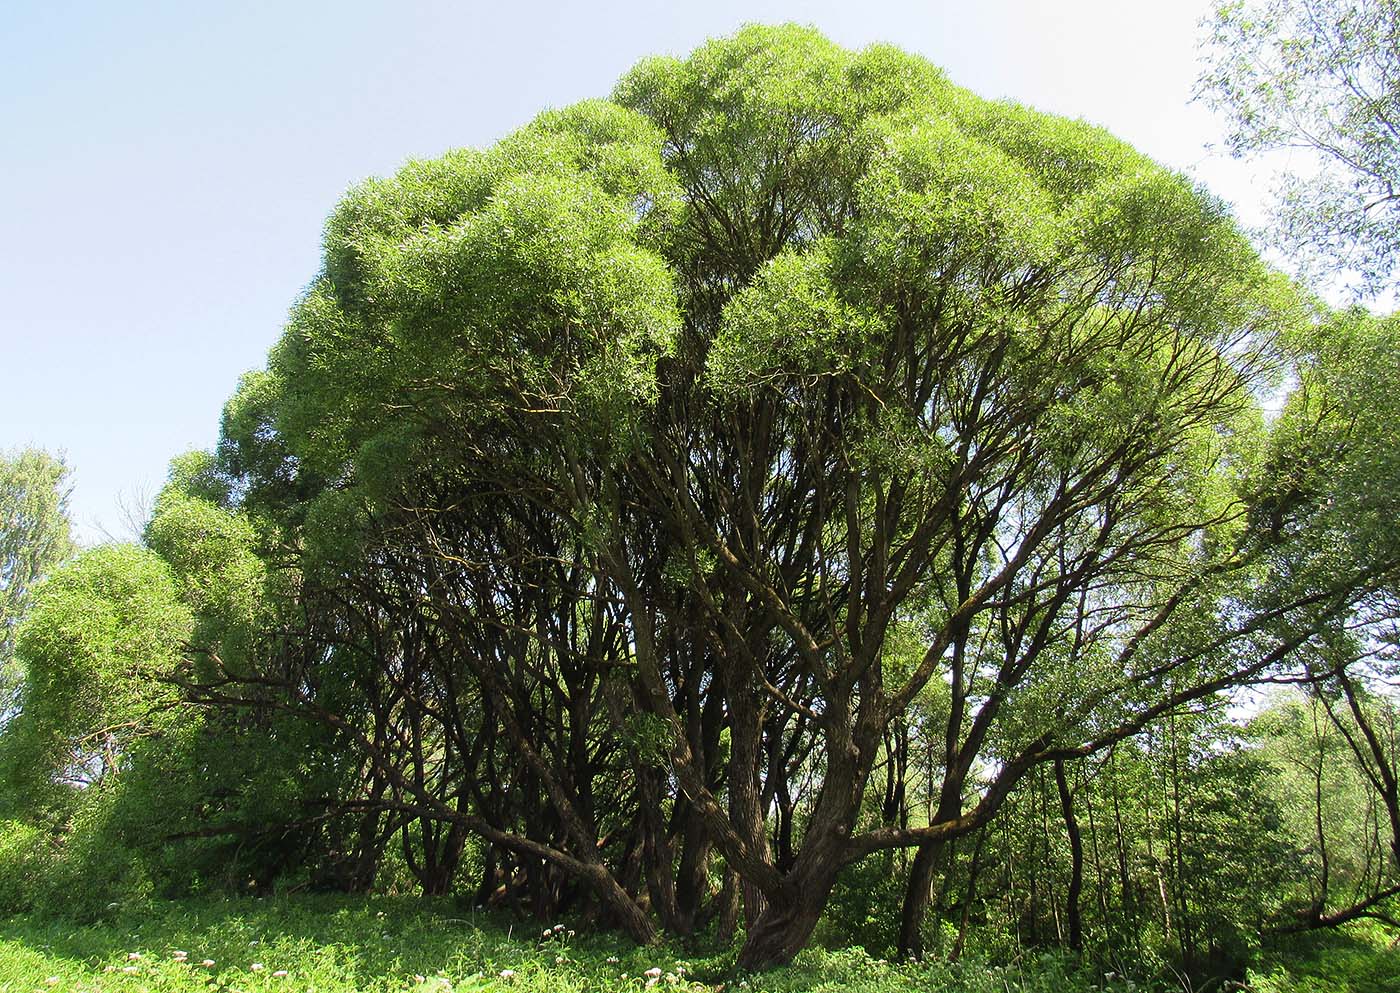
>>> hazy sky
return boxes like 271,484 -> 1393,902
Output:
2,0 -> 1259,541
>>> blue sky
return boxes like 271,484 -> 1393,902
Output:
1,0 -> 1255,540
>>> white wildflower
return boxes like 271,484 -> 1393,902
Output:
201,959 -> 216,967
250,963 -> 264,972
272,970 -> 288,978
644,968 -> 663,978
499,969 -> 516,980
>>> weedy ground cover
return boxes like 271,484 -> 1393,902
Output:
0,896 -> 1392,992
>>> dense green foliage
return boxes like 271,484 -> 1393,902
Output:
0,447 -> 73,696
2,23 -> 1398,989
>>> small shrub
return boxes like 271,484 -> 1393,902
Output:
0,819 -> 49,914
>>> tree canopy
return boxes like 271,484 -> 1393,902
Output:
1200,0 -> 1400,295
3,24 -> 1399,973
205,24 -> 1358,967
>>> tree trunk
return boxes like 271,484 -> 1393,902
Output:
734,889 -> 830,971
897,839 -> 947,960
1054,758 -> 1083,952
674,807 -> 712,931
733,823 -> 854,971
714,867 -> 741,943
474,846 -> 498,907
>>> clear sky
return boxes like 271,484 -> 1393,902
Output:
2,0 -> 1258,541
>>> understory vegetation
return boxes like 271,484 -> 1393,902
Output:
0,896 -> 1394,993
3,14 -> 1400,993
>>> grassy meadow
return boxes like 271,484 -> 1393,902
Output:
0,897 -> 1394,993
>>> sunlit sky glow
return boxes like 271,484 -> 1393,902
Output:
2,0 -> 1268,540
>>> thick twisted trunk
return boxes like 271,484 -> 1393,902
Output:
734,737 -> 868,970
734,842 -> 845,972
735,891 -> 831,971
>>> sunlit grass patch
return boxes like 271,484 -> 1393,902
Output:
0,895 -> 1393,992
0,895 -> 716,992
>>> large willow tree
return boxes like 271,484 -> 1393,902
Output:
168,26 -> 1396,968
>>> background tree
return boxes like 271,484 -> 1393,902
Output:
1251,689 -> 1400,931
0,448 -> 73,702
1224,304 -> 1400,936
1199,0 -> 1400,295
0,545 -> 189,812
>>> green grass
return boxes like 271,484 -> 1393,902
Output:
1245,924 -> 1399,993
0,895 -> 1393,993
0,896 -> 707,993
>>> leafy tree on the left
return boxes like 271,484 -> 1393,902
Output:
0,450 -> 360,914
0,545 -> 191,812
0,448 -> 74,702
